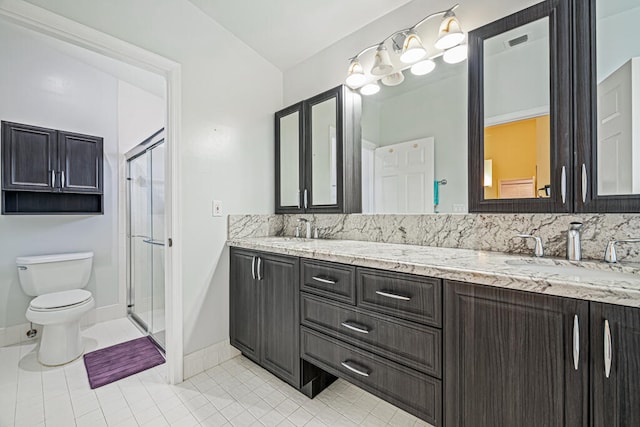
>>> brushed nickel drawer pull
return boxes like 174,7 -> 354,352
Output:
573,314 -> 580,370
312,276 -> 337,285
341,361 -> 370,377
341,321 -> 370,334
375,290 -> 411,301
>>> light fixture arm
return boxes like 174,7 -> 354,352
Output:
349,4 -> 459,60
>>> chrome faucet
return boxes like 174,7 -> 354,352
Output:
297,218 -> 312,239
567,222 -> 583,261
604,238 -> 640,263
517,234 -> 544,257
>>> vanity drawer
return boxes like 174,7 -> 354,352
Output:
356,268 -> 442,327
301,294 -> 441,377
301,259 -> 355,304
301,326 -> 441,425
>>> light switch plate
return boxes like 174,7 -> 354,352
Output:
212,200 -> 223,217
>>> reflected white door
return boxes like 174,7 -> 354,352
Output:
374,138 -> 435,213
597,58 -> 639,195
361,140 -> 376,213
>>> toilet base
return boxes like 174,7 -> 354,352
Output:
38,320 -> 84,366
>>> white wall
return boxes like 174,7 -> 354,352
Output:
117,81 -> 165,154
0,20 -> 119,328
23,0 -> 283,355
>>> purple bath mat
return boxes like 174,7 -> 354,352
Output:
83,336 -> 165,389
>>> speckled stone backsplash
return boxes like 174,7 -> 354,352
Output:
228,214 -> 640,263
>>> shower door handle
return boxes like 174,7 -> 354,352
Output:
143,239 -> 165,246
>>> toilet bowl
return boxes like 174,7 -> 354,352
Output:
16,252 -> 94,366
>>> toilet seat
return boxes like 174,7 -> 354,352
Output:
30,289 -> 93,312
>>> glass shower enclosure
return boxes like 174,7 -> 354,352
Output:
126,129 -> 165,350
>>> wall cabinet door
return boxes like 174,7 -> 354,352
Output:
444,280 -> 588,427
229,248 -> 300,387
275,85 -> 361,214
58,131 -> 103,194
591,303 -> 640,426
229,249 -> 259,363
1,121 -> 57,191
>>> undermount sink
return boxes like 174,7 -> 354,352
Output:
504,259 -> 638,282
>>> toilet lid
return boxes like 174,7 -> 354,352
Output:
30,289 -> 92,310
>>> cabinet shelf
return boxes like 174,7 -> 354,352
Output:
2,190 -> 103,214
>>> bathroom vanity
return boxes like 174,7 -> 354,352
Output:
228,237 -> 640,427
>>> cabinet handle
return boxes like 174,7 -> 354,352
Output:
251,256 -> 256,280
257,257 -> 262,281
304,189 -> 308,209
297,189 -> 301,209
341,321 -> 370,334
341,361 -> 370,377
581,163 -> 588,203
561,166 -> 567,205
604,319 -> 612,378
51,170 -> 55,187
573,314 -> 580,370
312,276 -> 336,285
61,171 -> 65,188
375,290 -> 411,301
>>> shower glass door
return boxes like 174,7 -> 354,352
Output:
127,133 -> 165,349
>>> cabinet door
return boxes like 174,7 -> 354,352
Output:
1,121 -> 57,191
229,249 -> 259,363
275,102 -> 304,213
58,131 -> 103,194
260,253 -> 300,387
591,303 -> 640,426
444,280 -> 588,427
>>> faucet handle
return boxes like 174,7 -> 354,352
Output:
604,238 -> 640,263
517,234 -> 544,257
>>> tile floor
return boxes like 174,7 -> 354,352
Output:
0,318 -> 433,427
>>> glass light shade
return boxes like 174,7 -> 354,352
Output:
360,82 -> 380,96
443,44 -> 468,64
400,31 -> 427,63
381,71 -> 405,87
345,59 -> 366,87
435,15 -> 465,50
371,45 -> 394,76
411,59 -> 436,76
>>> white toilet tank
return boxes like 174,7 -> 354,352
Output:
16,252 -> 94,297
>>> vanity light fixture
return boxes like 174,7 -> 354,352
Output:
345,4 -> 466,96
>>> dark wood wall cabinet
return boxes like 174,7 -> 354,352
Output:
1,121 -> 104,214
275,85 -> 362,214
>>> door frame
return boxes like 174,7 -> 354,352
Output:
0,0 -> 184,383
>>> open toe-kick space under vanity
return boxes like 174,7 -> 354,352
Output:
227,237 -> 640,427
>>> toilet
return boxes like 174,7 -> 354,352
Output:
16,252 -> 95,366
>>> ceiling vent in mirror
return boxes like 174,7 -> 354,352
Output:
344,3 -> 467,96
506,34 -> 529,48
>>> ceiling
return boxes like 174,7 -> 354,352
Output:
187,0 -> 414,71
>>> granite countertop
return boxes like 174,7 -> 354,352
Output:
227,237 -> 640,308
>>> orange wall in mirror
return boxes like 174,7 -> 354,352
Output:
484,115 -> 550,199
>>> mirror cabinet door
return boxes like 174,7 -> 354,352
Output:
575,0 -> 640,212
275,103 -> 303,212
305,88 -> 343,211
468,0 -> 572,213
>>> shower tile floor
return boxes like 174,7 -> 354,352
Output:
0,318 -> 433,427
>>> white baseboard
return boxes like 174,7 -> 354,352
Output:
183,339 -> 241,379
0,303 -> 126,348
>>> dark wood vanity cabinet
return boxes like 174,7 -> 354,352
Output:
591,303 -> 640,427
275,85 -> 362,214
445,280 -> 589,427
229,248 -> 300,388
1,121 -> 103,214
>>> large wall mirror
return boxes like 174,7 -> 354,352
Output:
575,0 -> 640,212
361,61 -> 468,214
468,0 -> 572,213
